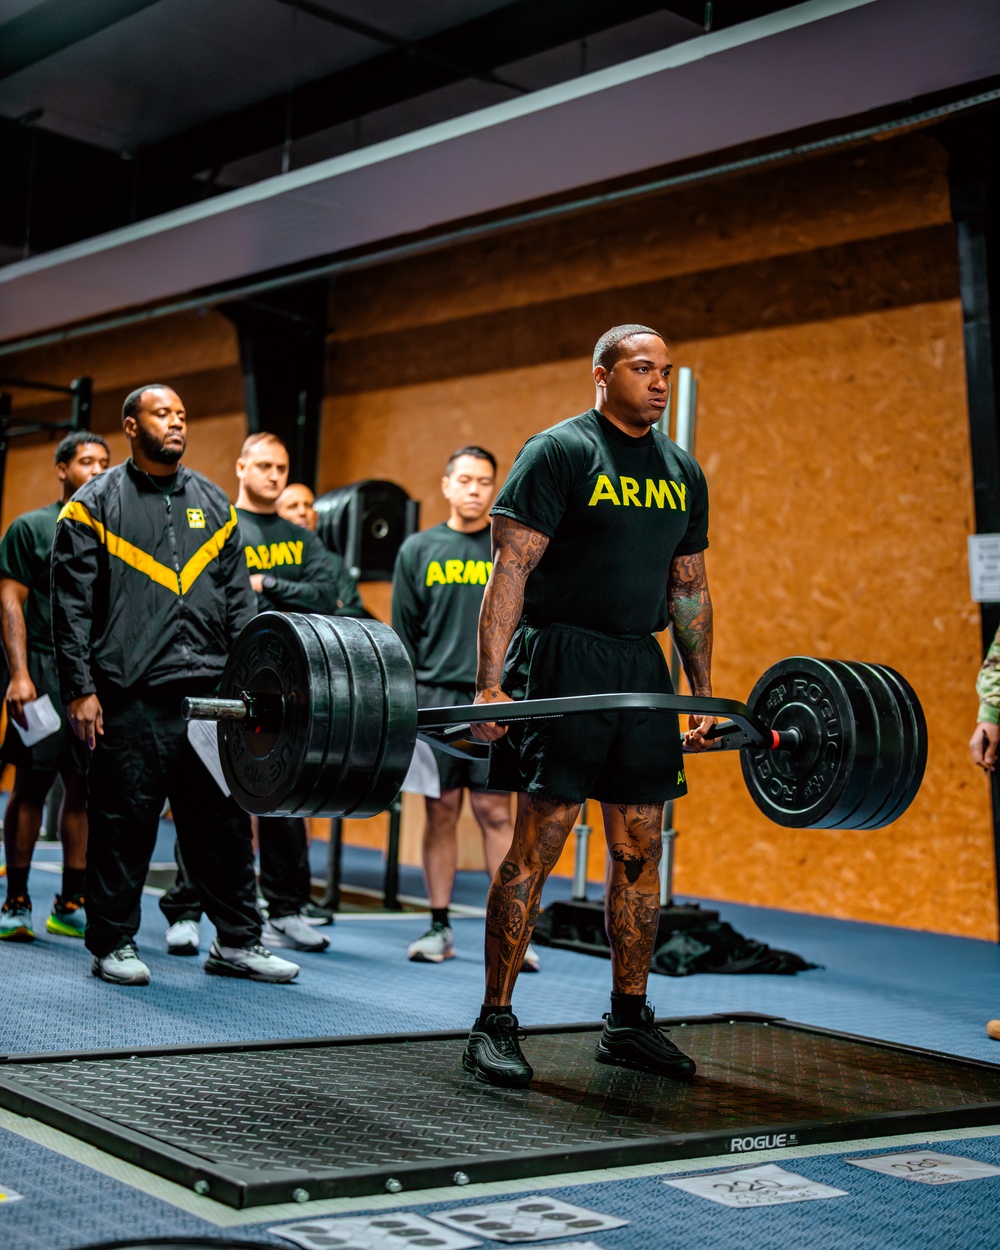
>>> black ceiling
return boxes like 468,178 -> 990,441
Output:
0,0 -> 802,263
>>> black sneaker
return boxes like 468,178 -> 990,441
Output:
463,1011 -> 534,1088
595,1005 -> 696,1079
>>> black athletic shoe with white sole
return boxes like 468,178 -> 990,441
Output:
463,1011 -> 534,1088
595,1005 -> 696,1079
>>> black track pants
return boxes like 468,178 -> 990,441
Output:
85,682 -> 261,958
257,816 -> 312,919
160,817 -> 312,922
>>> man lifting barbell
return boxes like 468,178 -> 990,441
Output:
465,324 -> 714,1087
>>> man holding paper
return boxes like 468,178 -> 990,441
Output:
0,432 -> 109,942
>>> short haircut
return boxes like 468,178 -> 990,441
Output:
122,384 -> 173,423
592,324 -> 664,371
445,445 -> 497,476
240,431 -> 288,459
55,430 -> 110,467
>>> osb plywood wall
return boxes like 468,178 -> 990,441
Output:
0,311 -> 246,530
319,132 -> 995,939
0,131 -> 991,937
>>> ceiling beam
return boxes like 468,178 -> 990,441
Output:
141,0 -> 684,179
0,0 -> 165,81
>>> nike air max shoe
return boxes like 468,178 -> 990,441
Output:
463,1011 -> 533,1087
595,1004 -> 696,1079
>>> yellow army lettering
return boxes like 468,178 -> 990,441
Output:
425,559 -> 493,587
587,474 -> 687,510
186,508 -> 206,529
244,540 -> 305,570
677,769 -> 686,785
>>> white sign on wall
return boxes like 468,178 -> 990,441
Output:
969,534 -> 1000,602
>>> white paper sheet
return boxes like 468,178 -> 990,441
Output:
186,718 -> 231,795
400,737 -> 442,798
845,1150 -> 1000,1185
269,1213 -> 480,1250
430,1197 -> 627,1243
664,1163 -> 849,1208
12,693 -> 61,746
0,1181 -> 24,1202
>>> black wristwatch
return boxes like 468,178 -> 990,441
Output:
261,574 -> 277,591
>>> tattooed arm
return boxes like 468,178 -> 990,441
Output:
471,515 -> 550,742
667,550 -> 715,751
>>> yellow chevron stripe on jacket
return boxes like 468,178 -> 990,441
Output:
180,507 -> 239,593
58,500 -> 238,596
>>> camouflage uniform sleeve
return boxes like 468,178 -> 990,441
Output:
976,628 -> 1000,724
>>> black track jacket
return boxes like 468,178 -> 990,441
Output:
51,460 -> 256,702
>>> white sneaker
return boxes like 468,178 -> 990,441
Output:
407,921 -> 455,963
521,943 -> 541,973
265,913 -> 330,951
91,941 -> 150,985
204,940 -> 299,982
165,918 -> 200,956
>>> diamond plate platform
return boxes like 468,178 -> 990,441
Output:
2,1014 -> 1000,1209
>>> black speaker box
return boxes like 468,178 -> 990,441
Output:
314,480 -> 419,582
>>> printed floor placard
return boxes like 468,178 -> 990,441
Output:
664,1163 -> 849,1208
845,1150 -> 1000,1185
270,1212 -> 481,1250
430,1197 -> 628,1243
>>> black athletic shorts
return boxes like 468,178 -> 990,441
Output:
0,651 -> 88,776
487,622 -> 687,805
418,683 -> 499,794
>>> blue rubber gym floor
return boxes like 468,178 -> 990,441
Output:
2,827 -> 1000,1250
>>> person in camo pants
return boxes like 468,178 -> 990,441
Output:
969,627 -> 1000,1041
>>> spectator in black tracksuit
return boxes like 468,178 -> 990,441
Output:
51,384 -> 300,986
160,433 -> 346,955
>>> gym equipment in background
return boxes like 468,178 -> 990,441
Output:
314,479 -> 419,581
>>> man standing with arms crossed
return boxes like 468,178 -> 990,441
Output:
52,385 -> 298,985
393,447 -> 525,967
464,326 -> 714,1086
0,431 -> 109,941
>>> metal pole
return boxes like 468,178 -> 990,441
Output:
658,366 -> 697,907
571,822 -> 591,901
383,792 -> 403,911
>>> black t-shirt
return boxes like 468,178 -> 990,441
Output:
392,522 -> 492,688
0,501 -> 61,655
492,409 -> 709,636
236,509 -> 344,615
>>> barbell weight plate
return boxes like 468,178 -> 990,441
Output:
822,660 -> 901,830
740,656 -> 860,828
860,663 -> 927,828
302,616 -> 416,818
217,613 -> 341,816
840,660 -> 908,830
349,617 -> 418,817
307,615 -> 395,818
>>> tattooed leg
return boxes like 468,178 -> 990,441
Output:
483,791 -> 579,1005
601,802 -> 664,995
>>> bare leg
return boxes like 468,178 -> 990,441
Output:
483,792 -> 579,1006
468,790 -> 514,881
58,771 -> 88,871
422,788 -> 463,910
4,769 -> 53,870
601,802 -> 663,995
